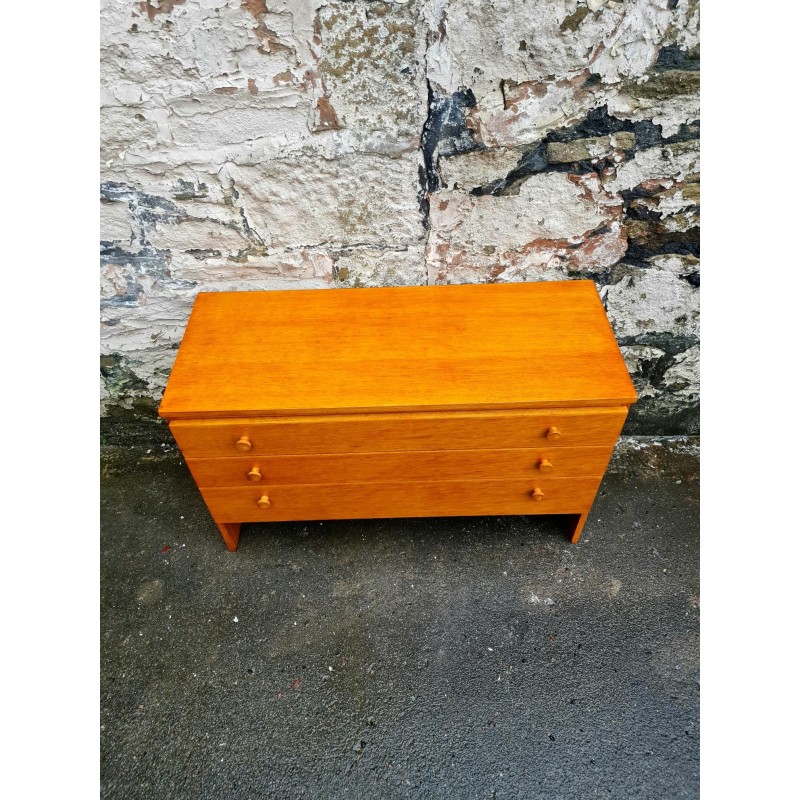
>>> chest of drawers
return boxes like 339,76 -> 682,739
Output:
158,281 -> 637,550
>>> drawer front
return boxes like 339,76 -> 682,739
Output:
200,477 -> 603,523
186,446 -> 615,487
171,407 -> 628,458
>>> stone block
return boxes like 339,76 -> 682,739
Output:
100,200 -> 137,245
426,172 -> 625,283
609,140 -> 700,194
222,154 -> 424,249
546,132 -> 636,164
317,0 -> 427,150
439,148 -> 523,191
606,264 -> 699,339
167,90 -> 312,150
333,246 -> 426,288
662,345 -> 700,401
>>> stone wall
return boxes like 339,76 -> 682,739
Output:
100,0 -> 699,436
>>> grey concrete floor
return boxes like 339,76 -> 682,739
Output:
100,438 -> 699,799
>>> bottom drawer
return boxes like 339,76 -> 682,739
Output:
200,477 -> 602,523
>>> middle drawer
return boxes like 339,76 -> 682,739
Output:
186,446 -> 615,488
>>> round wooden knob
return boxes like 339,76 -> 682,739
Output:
257,495 -> 271,510
236,435 -> 252,452
531,487 -> 545,502
546,426 -> 562,441
538,458 -> 554,473
247,466 -> 262,482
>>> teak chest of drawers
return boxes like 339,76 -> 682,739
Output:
158,281 -> 637,551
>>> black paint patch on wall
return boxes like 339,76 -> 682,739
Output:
545,106 -> 698,150
417,164 -> 430,228
624,227 -> 700,265
624,401 -> 699,436
546,106 -> 632,143
616,331 -> 700,436
100,353 -> 150,395
682,271 -> 700,288
421,85 -> 481,194
469,143 -> 548,197
100,244 -> 197,307
100,182 -> 135,202
173,179 -> 209,201
618,331 -> 698,363
101,182 -> 188,236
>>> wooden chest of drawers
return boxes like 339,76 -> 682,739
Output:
158,281 -> 637,550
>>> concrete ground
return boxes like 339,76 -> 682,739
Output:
100,438 -> 699,800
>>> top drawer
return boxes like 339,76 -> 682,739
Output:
170,407 -> 628,457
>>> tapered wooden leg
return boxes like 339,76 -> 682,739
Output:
567,512 -> 590,544
214,522 -> 241,551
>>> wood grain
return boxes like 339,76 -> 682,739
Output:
170,407 -> 628,458
185,445 -> 616,487
158,282 -> 637,419
200,476 -> 603,523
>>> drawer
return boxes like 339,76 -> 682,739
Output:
171,407 -> 627,457
186,446 -> 616,487
200,476 -> 603,523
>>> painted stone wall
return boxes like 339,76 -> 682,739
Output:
101,0 -> 699,435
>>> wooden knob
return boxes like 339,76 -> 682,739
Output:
538,458 -> 554,473
546,426 -> 562,441
531,487 -> 545,502
257,495 -> 271,510
236,435 -> 252,452
247,466 -> 262,482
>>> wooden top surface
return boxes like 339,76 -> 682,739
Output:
158,281 -> 637,419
